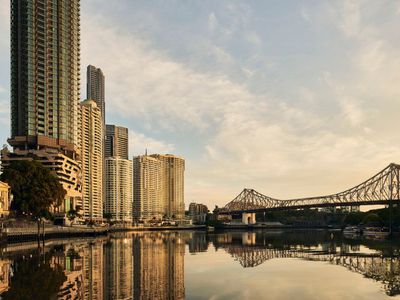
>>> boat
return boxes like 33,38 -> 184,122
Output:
206,226 -> 215,232
362,227 -> 389,239
343,226 -> 361,235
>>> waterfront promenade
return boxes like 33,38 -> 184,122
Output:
1,223 -> 206,243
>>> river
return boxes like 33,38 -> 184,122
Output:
0,230 -> 399,299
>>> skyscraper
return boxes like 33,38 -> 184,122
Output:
105,125 -> 128,159
105,158 -> 133,223
133,154 -> 185,222
151,154 -> 185,219
79,99 -> 103,221
9,0 -> 80,154
87,65 -> 105,124
133,155 -> 164,222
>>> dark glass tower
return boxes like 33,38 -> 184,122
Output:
87,65 -> 105,124
9,0 -> 80,154
105,125 -> 129,159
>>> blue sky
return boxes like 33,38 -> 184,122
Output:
1,0 -> 400,208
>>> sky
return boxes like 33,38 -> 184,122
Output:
1,0 -> 400,209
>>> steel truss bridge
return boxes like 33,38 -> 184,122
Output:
221,163 -> 400,214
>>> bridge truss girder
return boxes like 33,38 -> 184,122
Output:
222,163 -> 400,214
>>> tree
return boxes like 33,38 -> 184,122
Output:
1,160 -> 66,220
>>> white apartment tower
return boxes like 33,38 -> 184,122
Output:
133,154 -> 185,222
105,158 -> 133,222
133,155 -> 164,222
151,154 -> 185,219
79,99 -> 103,221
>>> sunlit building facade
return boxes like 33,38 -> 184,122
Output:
133,155 -> 164,222
105,125 -> 128,159
79,100 -> 103,221
105,158 -> 133,223
87,65 -> 105,125
150,154 -> 185,219
0,181 -> 11,218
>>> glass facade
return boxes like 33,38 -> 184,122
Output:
10,0 -> 80,152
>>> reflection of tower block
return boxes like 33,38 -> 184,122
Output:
242,213 -> 256,224
242,232 -> 256,245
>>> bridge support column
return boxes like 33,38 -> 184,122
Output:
242,213 -> 256,225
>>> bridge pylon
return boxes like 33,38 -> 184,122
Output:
242,212 -> 256,224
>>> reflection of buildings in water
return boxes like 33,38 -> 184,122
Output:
133,232 -> 185,300
104,237 -> 133,300
54,240 -> 105,300
53,247 -> 84,300
188,232 -> 209,253
82,242 -> 104,300
0,259 -> 10,294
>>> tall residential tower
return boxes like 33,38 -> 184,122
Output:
79,99 -> 103,221
105,125 -> 128,159
87,65 -> 105,124
9,0 -> 81,154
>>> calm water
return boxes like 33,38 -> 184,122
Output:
0,230 -> 399,299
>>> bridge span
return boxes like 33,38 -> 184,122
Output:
220,163 -> 400,222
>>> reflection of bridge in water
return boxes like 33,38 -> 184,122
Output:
220,164 -> 400,223
213,232 -> 400,296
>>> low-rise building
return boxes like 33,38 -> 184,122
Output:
0,181 -> 11,218
188,203 -> 208,223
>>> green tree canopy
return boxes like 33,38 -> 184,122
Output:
0,160 -> 66,219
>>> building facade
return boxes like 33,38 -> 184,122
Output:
105,158 -> 133,223
151,154 -> 185,219
105,125 -> 128,159
4,0 -> 82,221
189,202 -> 208,223
133,155 -> 164,222
9,0 -> 80,155
133,154 -> 185,222
1,148 -> 82,219
79,100 -> 103,221
87,65 -> 105,125
0,181 -> 11,218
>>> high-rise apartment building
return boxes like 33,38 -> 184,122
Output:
87,65 -> 105,124
3,0 -> 82,223
9,0 -> 80,154
105,158 -> 133,222
79,99 -> 103,221
105,125 -> 128,159
151,154 -> 185,219
133,154 -> 185,222
133,155 -> 164,222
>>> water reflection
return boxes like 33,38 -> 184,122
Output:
0,230 -> 399,299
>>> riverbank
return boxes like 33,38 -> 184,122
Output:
1,224 -> 207,243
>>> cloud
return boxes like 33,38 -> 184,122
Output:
129,131 -> 175,157
208,12 -> 218,32
79,2 -> 400,207
339,0 -> 362,38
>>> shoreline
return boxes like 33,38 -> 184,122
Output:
1,224 -> 207,244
